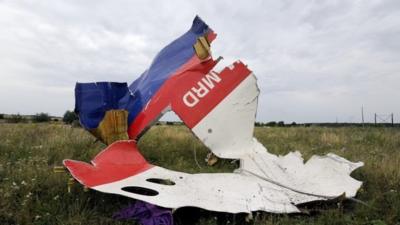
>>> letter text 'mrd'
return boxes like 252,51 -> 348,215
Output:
182,72 -> 222,107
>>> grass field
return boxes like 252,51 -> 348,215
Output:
0,123 -> 399,225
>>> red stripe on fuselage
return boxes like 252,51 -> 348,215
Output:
172,61 -> 251,128
127,31 -> 217,139
128,61 -> 252,139
127,57 -> 216,138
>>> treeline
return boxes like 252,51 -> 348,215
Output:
1,112 -> 398,128
0,111 -> 79,124
255,121 -> 400,128
159,121 -> 399,128
0,113 -> 56,123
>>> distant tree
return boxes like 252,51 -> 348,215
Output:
166,121 -> 174,126
0,114 -> 4,119
277,121 -> 285,127
266,121 -> 277,127
32,113 -> 51,123
290,122 -> 297,126
6,114 -> 26,123
63,110 -> 78,124
255,122 -> 262,127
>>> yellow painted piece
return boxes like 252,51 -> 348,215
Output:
90,110 -> 129,145
53,166 -> 66,173
193,36 -> 211,60
67,178 -> 75,193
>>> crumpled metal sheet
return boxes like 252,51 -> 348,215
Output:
64,16 -> 364,214
64,61 -> 363,214
64,141 -> 362,213
187,62 -> 364,206
74,16 -> 217,140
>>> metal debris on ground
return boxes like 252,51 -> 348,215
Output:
61,16 -> 364,223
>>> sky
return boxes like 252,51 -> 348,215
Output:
0,0 -> 399,123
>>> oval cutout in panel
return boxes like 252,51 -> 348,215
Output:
121,186 -> 159,196
146,178 -> 176,186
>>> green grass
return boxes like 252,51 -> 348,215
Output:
0,123 -> 399,225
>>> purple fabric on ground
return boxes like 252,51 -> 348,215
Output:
113,201 -> 173,225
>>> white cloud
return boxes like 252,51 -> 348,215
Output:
0,0 -> 399,123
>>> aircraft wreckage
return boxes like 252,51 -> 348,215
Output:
63,16 -> 363,220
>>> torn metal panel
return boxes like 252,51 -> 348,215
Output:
189,62 -> 258,159
65,16 -> 364,214
74,82 -> 132,130
64,140 -> 362,214
185,62 -> 363,203
74,16 -> 217,140
65,60 -> 363,214
64,141 -> 300,213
